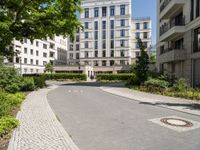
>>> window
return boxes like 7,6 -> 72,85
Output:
30,49 -> 33,55
110,60 -> 114,66
110,20 -> 114,29
36,41 -> 39,47
102,7 -> 107,17
136,23 -> 140,29
136,51 -> 140,57
85,32 -> 89,39
136,43 -> 140,49
110,40 -> 114,49
110,30 -> 114,39
102,21 -> 106,29
94,21 -> 98,30
136,32 -> 140,38
120,29 -> 125,37
43,52 -> 47,58
76,35 -> 80,42
94,41 -> 98,49
94,60 -> 98,66
50,52 -> 54,57
102,51 -> 106,57
85,41 -> 88,48
94,7 -> 99,17
121,19 -> 125,27
143,32 -> 148,39
196,0 -> 200,18
110,6 -> 115,16
30,59 -> 33,65
70,53 -> 73,59
70,44 -> 73,51
143,22 -> 148,29
143,42 -> 148,48
191,0 -> 194,21
36,50 -> 39,56
95,31 -> 98,40
95,51 -> 98,57
85,51 -> 89,58
102,40 -> 106,49
175,38 -> 184,49
76,44 -> 79,51
102,31 -> 106,39
120,51 -> 125,57
110,50 -> 114,57
85,22 -> 89,29
43,44 -> 47,49
36,60 -> 39,65
194,27 -> 200,52
24,58 -> 27,64
120,40 -> 125,47
120,60 -> 125,65
76,53 -> 79,59
102,60 -> 107,66
85,8 -> 89,18
50,43 -> 55,49
120,5 -> 125,15
24,48 -> 27,54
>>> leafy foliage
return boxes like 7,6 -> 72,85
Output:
44,63 -> 54,73
20,77 -> 35,91
134,38 -> 150,84
0,0 -> 82,57
0,66 -> 22,93
0,116 -> 19,137
171,78 -> 189,92
96,74 -> 135,82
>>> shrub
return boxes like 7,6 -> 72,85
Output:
96,74 -> 135,82
20,77 -> 35,91
171,78 -> 189,92
0,116 -> 19,137
43,73 -> 87,81
0,91 -> 25,117
0,66 -> 22,93
33,76 -> 46,88
144,78 -> 170,93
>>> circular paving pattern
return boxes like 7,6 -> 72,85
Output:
160,118 -> 193,127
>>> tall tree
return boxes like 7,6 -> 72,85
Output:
0,0 -> 82,58
134,38 -> 150,84
44,63 -> 54,73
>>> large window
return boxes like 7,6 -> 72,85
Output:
143,22 -> 148,29
102,40 -> 106,49
110,40 -> 114,49
94,41 -> 98,49
120,29 -> 125,37
94,21 -> 98,30
102,21 -> 106,29
94,7 -> 99,17
85,8 -> 89,18
120,5 -> 125,15
110,20 -> 114,29
85,32 -> 89,39
121,19 -> 125,27
143,32 -> 148,39
110,6 -> 115,16
110,30 -> 114,39
102,31 -> 106,39
85,22 -> 89,29
136,23 -> 140,29
102,7 -> 107,17
136,32 -> 140,38
94,31 -> 98,40
85,41 -> 88,48
194,27 -> 200,52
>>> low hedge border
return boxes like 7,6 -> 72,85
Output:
96,74 -> 135,82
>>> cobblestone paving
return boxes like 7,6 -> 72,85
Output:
8,86 -> 79,150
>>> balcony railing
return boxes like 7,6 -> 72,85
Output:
160,16 -> 185,36
160,0 -> 171,13
160,46 -> 184,55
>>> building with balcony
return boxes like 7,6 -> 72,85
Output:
5,36 -> 68,74
157,0 -> 200,87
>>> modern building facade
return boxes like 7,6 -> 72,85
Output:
157,0 -> 200,87
5,36 -> 68,74
66,0 -> 152,74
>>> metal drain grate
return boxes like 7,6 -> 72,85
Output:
160,118 -> 193,127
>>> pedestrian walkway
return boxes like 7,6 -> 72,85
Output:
8,86 -> 79,150
101,87 -> 200,116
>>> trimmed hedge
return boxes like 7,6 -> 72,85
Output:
96,74 -> 135,82
43,73 -> 87,81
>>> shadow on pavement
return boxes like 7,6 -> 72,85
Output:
139,102 -> 200,111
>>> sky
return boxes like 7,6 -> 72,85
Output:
132,0 -> 157,46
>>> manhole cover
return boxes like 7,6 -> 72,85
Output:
160,118 -> 193,127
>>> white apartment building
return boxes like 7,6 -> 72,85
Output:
131,18 -> 152,63
157,0 -> 200,87
65,0 -> 152,74
6,36 -> 68,74
79,0 -> 132,68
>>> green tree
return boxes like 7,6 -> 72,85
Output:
0,0 -> 82,58
44,63 -> 54,73
150,54 -> 156,64
134,38 -> 150,84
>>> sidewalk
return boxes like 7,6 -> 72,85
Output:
101,86 -> 200,116
8,86 -> 79,150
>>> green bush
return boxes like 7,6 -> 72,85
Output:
33,75 -> 46,88
0,91 -> 25,117
43,73 -> 87,81
0,66 -> 22,93
144,78 -> 170,93
20,77 -> 35,91
96,74 -> 135,82
171,78 -> 189,92
0,116 -> 19,137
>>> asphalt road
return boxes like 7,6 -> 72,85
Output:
47,82 -> 200,150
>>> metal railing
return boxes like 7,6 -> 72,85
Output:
160,0 -> 171,13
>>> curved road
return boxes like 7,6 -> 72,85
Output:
47,82 -> 200,150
